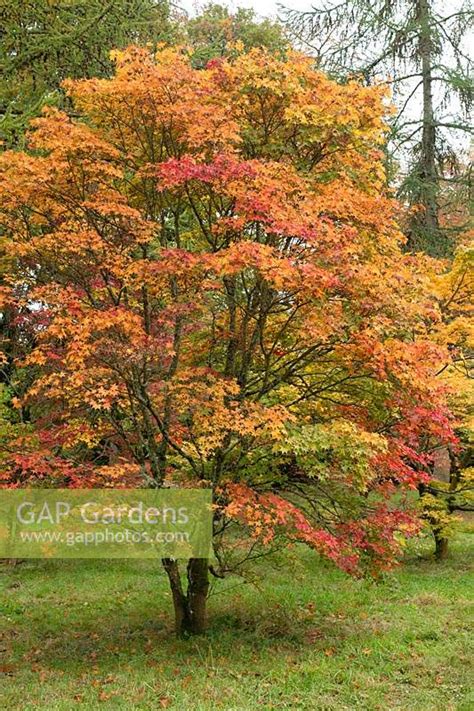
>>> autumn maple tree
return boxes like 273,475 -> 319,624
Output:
419,243 -> 473,558
0,46 -> 457,634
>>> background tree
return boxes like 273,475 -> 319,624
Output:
420,243 -> 474,558
0,0 -> 176,147
184,2 -> 289,67
284,0 -> 473,256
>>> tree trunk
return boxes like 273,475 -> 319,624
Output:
186,557 -> 210,634
413,0 -> 443,255
434,531 -> 449,560
162,557 -> 209,636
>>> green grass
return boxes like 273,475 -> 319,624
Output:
1,530 -> 473,711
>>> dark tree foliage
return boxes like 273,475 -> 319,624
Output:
0,0 -> 176,146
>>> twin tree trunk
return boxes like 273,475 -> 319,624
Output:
162,557 -> 210,636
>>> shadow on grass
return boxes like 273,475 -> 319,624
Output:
0,561 -> 365,674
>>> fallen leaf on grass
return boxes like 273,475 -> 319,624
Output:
0,664 -> 16,675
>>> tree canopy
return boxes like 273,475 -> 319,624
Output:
0,44 -> 461,631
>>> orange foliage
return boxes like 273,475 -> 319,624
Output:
0,47 -> 456,573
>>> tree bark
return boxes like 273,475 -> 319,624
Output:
413,0 -> 443,255
162,557 -> 209,636
185,557 -> 210,634
434,531 -> 449,560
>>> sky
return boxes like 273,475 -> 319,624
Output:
179,0 -> 308,17
180,0 -> 469,19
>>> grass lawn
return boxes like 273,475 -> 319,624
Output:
1,528 -> 473,711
